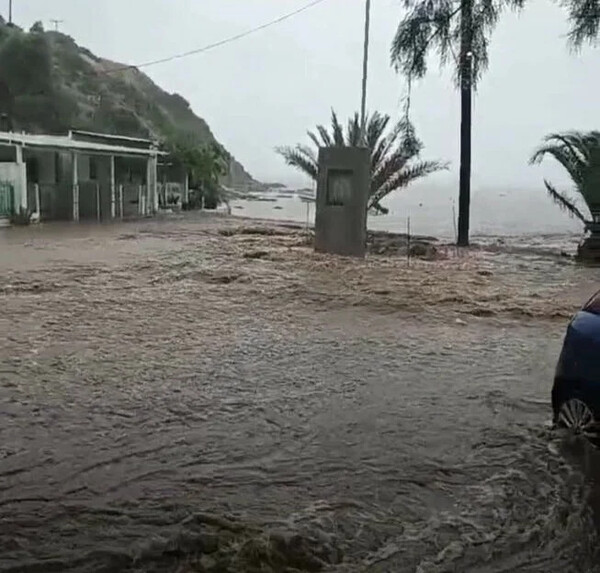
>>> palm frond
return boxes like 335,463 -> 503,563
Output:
316,124 -> 333,147
399,118 -> 423,157
275,145 -> 318,180
307,130 -> 322,150
346,113 -> 362,147
370,202 -> 390,215
543,179 -> 588,223
370,160 -> 448,207
331,109 -> 345,146
530,130 -> 600,212
371,151 -> 411,196
391,1 -> 462,82
530,142 -> 584,187
563,0 -> 600,48
371,121 -> 403,171
531,132 -> 588,166
365,112 -> 391,152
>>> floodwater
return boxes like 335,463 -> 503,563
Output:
230,184 -> 583,241
0,213 -> 599,572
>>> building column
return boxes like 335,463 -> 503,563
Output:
110,155 -> 116,219
72,152 -> 79,221
34,184 -> 40,217
147,154 -> 158,213
95,183 -> 101,222
15,144 -> 27,211
183,171 -> 189,204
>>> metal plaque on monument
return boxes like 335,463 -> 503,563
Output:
314,146 -> 371,258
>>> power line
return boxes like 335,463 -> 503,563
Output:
104,0 -> 331,74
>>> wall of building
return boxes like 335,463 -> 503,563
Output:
22,150 -> 73,220
35,151 -> 57,184
0,142 -> 163,221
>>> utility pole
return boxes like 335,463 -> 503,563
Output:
8,0 -> 12,24
50,19 -> 63,32
360,0 -> 371,146
457,0 -> 473,247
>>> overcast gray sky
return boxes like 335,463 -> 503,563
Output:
7,0 -> 599,191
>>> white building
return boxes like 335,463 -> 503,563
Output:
0,130 -> 180,222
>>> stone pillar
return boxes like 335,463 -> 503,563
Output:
72,152 -> 79,221
314,147 -> 371,257
110,155 -> 116,219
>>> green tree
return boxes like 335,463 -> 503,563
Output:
167,137 -> 230,209
30,21 -> 45,34
530,131 -> 600,225
0,29 -> 75,131
276,110 -> 446,214
391,0 -> 524,245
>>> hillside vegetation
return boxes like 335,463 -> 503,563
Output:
0,18 -> 254,186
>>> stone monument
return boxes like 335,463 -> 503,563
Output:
314,146 -> 370,257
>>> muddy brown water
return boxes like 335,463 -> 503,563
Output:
1,213 -> 599,572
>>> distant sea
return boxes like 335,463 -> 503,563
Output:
229,185 -> 583,252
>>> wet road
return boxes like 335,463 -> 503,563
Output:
0,215 -> 599,572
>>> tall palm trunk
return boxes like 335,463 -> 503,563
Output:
458,0 -> 473,247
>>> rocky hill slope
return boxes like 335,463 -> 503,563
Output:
0,18 -> 255,187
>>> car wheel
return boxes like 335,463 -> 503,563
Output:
557,398 -> 597,440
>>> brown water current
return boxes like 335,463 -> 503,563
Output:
0,213 -> 599,572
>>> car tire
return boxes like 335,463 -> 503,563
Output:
557,397 -> 600,447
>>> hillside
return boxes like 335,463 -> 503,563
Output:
0,18 -> 255,187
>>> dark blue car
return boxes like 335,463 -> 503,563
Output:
553,289 -> 600,443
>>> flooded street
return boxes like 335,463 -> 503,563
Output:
1,213 -> 599,572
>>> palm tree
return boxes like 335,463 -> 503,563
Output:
390,0 -> 524,246
276,110 -> 446,214
530,131 -> 600,259
561,0 -> 600,46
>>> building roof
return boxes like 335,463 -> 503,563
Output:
0,131 -> 165,157
69,130 -> 154,144
69,130 -> 156,150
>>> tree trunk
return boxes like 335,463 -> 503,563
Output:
457,0 -> 473,247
